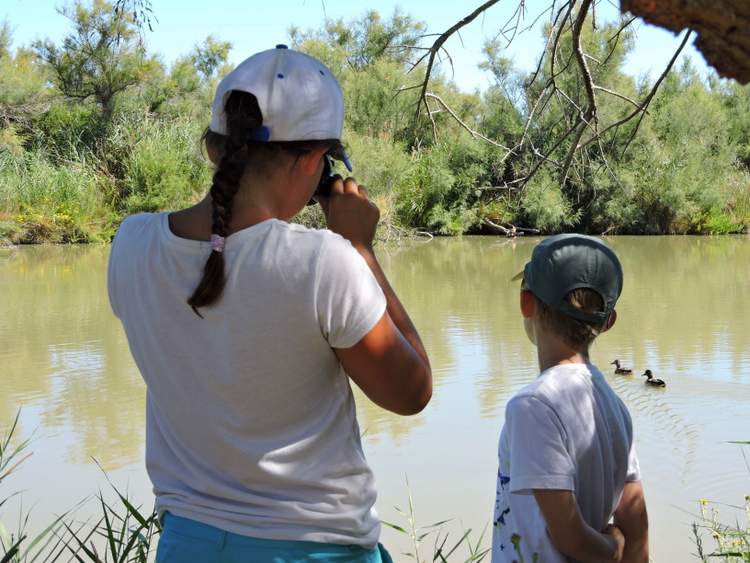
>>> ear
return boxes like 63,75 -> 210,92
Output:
520,290 -> 536,319
296,147 -> 329,177
602,309 -> 617,332
205,139 -> 221,165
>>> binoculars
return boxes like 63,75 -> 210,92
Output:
307,155 -> 336,206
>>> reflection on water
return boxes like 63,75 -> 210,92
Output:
2,236 -> 749,562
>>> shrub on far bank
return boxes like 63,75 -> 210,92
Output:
119,115 -> 212,214
0,151 -> 114,243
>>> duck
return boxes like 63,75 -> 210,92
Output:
642,370 -> 666,387
611,359 -> 633,375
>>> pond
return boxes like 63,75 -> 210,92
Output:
2,235 -> 750,561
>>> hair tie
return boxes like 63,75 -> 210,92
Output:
210,233 -> 225,253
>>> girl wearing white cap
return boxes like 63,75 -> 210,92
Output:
108,45 -> 432,562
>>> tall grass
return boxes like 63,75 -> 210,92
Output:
3,413 -> 492,563
0,411 -> 66,563
693,497 -> 750,562
1,413 -> 159,563
0,152 -> 113,243
692,442 -> 750,562
382,480 -> 490,563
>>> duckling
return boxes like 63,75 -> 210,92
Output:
642,370 -> 666,387
611,359 -> 633,375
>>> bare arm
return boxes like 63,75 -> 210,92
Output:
534,489 -> 624,563
614,482 -> 649,563
320,177 -> 432,415
353,246 -> 429,366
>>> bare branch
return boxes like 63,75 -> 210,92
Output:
425,93 -> 514,155
602,16 -> 636,67
413,0 -> 503,121
518,120 -> 583,187
571,0 -> 597,126
579,30 -> 691,152
549,1 -> 576,89
484,219 -> 541,236
593,84 -> 644,111
551,0 -> 597,185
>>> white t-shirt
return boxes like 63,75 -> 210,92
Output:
107,212 -> 387,547
492,363 -> 640,563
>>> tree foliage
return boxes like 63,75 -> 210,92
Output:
0,2 -> 748,244
33,0 -> 153,116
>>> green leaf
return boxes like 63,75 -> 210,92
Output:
381,521 -> 407,534
1,535 -> 24,563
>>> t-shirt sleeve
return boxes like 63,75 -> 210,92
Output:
315,234 -> 387,349
506,395 -> 575,494
107,225 -> 124,319
620,402 -> 641,482
626,443 -> 641,482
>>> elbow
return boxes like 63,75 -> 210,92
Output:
396,363 -> 432,415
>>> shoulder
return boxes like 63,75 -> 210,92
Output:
505,375 -> 570,434
509,368 -> 566,410
112,213 -> 161,249
271,222 -> 355,255
117,212 -> 160,235
505,391 -> 558,423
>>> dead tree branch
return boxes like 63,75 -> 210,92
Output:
560,0 -> 596,185
579,30 -> 691,152
593,84 -> 644,111
425,93 -> 514,155
412,0 -> 503,121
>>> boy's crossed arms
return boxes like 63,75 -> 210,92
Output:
534,482 -> 648,563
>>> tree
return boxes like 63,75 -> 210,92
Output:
34,0 -> 152,117
190,35 -> 231,81
0,20 -> 11,59
0,24 -> 49,128
290,9 -> 425,71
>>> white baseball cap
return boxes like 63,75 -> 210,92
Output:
209,44 -> 352,171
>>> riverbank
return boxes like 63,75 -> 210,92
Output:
3,4 -> 750,245
0,171 -> 750,247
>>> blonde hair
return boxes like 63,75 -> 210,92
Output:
526,284 -> 607,351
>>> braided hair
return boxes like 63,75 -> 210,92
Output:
188,91 -> 261,316
188,91 -> 344,316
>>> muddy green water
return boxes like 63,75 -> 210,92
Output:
2,236 -> 750,562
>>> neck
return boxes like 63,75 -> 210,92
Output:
225,189 -> 279,231
535,333 -> 590,373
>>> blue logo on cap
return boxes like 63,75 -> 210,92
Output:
275,44 -> 288,49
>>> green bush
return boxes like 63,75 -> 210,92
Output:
120,116 -> 212,213
0,150 -> 112,242
521,171 -> 578,232
395,146 -> 454,229
1,4 -> 749,242
30,103 -> 105,161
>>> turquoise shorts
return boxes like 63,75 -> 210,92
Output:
156,513 -> 393,563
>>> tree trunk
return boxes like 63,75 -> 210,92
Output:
621,0 -> 750,84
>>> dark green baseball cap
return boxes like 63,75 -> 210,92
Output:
513,234 -> 623,324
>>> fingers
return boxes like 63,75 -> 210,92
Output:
329,176 -> 369,200
315,194 -> 330,216
343,177 -> 359,195
329,175 -> 345,195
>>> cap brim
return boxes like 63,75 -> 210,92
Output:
329,145 -> 353,172
511,270 -> 524,282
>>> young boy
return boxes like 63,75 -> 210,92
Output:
492,234 -> 649,563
